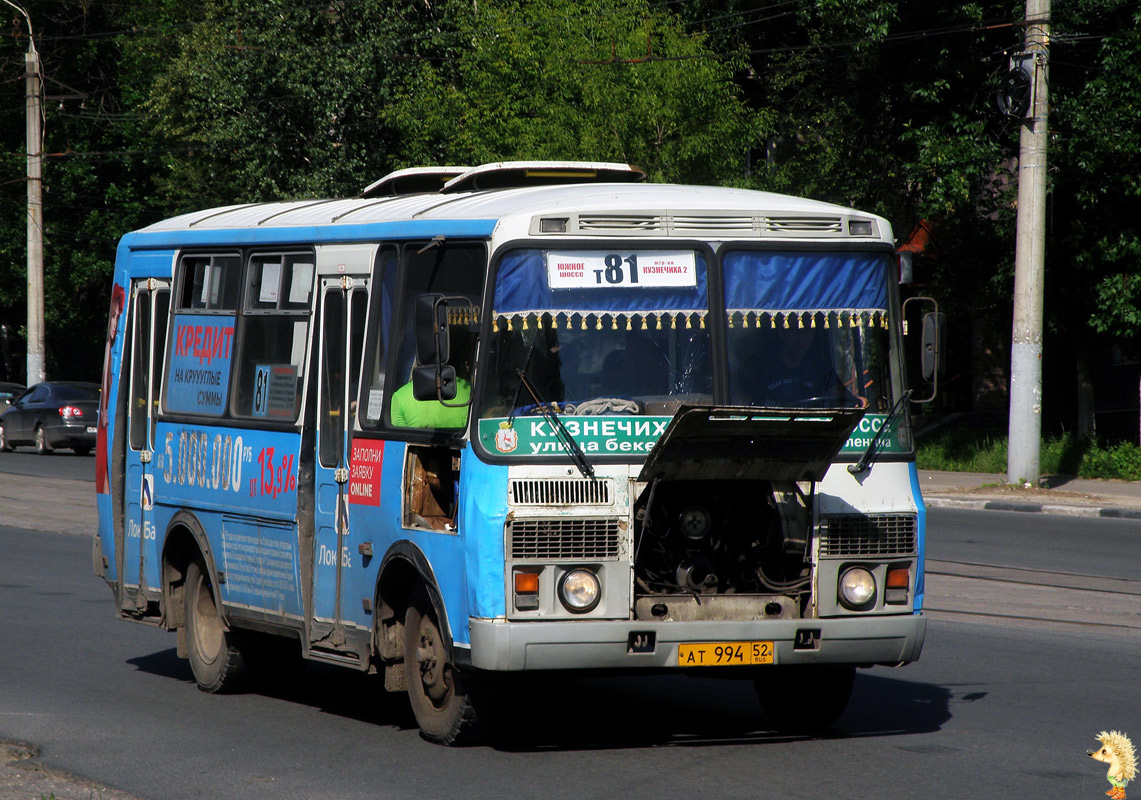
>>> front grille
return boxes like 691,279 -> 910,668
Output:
509,518 -> 621,560
818,514 -> 917,557
510,478 -> 611,506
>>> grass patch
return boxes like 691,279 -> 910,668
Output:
916,429 -> 1141,481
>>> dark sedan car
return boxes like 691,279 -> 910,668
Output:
0,381 -> 100,455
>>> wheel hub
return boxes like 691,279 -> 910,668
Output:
416,621 -> 450,703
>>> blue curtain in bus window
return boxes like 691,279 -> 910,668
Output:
493,249 -> 709,317
722,251 -> 889,313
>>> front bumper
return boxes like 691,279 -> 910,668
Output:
468,612 -> 926,671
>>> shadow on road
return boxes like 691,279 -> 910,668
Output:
128,648 -> 951,751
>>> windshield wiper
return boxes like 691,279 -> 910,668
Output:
848,389 -> 913,475
506,342 -> 537,430
514,368 -> 595,479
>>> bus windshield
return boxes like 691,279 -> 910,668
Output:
722,250 -> 894,413
479,248 -> 713,419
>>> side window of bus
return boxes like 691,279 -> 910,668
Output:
131,289 -> 171,450
165,254 -> 240,417
387,242 -> 485,431
317,287 -> 367,469
359,246 -> 397,426
232,253 -> 314,422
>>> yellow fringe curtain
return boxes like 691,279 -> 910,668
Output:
492,310 -> 709,333
444,306 -> 482,326
491,309 -> 890,333
725,309 -> 890,330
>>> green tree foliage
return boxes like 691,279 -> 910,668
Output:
0,0 -> 1138,437
1054,3 -> 1141,341
0,1 -> 158,382
382,0 -> 762,184
135,0 -> 458,207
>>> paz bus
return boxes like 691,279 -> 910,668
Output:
95,161 -> 931,744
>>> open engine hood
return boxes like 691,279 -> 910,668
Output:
637,405 -> 864,483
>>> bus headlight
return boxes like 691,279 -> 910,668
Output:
558,568 -> 601,613
838,567 -> 877,610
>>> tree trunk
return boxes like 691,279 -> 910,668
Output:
1075,347 -> 1095,443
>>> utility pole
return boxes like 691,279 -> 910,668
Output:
1007,0 -> 1050,486
25,42 -> 43,385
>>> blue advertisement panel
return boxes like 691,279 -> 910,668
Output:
152,422 -> 301,518
218,516 -> 303,618
166,313 -> 236,415
152,421 -> 304,617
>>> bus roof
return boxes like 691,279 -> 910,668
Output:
133,163 -> 891,245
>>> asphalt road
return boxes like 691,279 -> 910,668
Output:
1,507 -> 1139,799
0,449 -> 93,482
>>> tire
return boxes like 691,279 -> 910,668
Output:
403,584 -> 483,745
0,424 -> 11,452
73,445 -> 91,456
185,559 -> 248,693
755,664 -> 856,734
34,425 -> 53,455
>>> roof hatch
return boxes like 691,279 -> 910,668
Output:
441,161 -> 645,193
360,166 -> 472,198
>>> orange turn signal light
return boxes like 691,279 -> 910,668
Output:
514,571 -> 540,594
886,567 -> 910,589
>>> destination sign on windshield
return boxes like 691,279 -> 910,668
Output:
546,250 -> 697,289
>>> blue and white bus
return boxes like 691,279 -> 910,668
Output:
95,161 -> 929,744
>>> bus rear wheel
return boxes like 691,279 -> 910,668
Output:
755,664 -> 855,734
185,559 -> 247,693
403,584 -> 482,745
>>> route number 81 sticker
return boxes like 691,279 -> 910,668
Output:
546,250 -> 697,289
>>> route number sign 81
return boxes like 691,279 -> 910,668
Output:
546,250 -> 697,289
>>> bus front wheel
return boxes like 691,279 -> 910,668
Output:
185,559 -> 247,693
403,584 -> 482,745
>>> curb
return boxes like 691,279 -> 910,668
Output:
924,496 -> 1141,520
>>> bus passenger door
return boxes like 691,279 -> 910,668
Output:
122,280 -> 169,615
311,279 -> 369,648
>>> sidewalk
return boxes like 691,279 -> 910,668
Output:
918,469 -> 1141,519
0,472 -> 95,536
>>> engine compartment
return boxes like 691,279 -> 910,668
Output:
632,478 -> 814,621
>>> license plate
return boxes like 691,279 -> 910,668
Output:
678,641 -> 775,667
86,426 -> 97,434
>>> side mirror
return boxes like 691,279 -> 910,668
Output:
412,364 -> 457,402
901,296 -> 944,404
415,293 -> 450,366
921,311 -> 946,383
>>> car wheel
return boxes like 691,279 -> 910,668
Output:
0,424 -> 11,452
185,559 -> 248,693
34,425 -> 53,455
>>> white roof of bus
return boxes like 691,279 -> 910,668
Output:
137,182 -> 881,234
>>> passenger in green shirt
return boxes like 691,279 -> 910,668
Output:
390,378 -> 472,429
